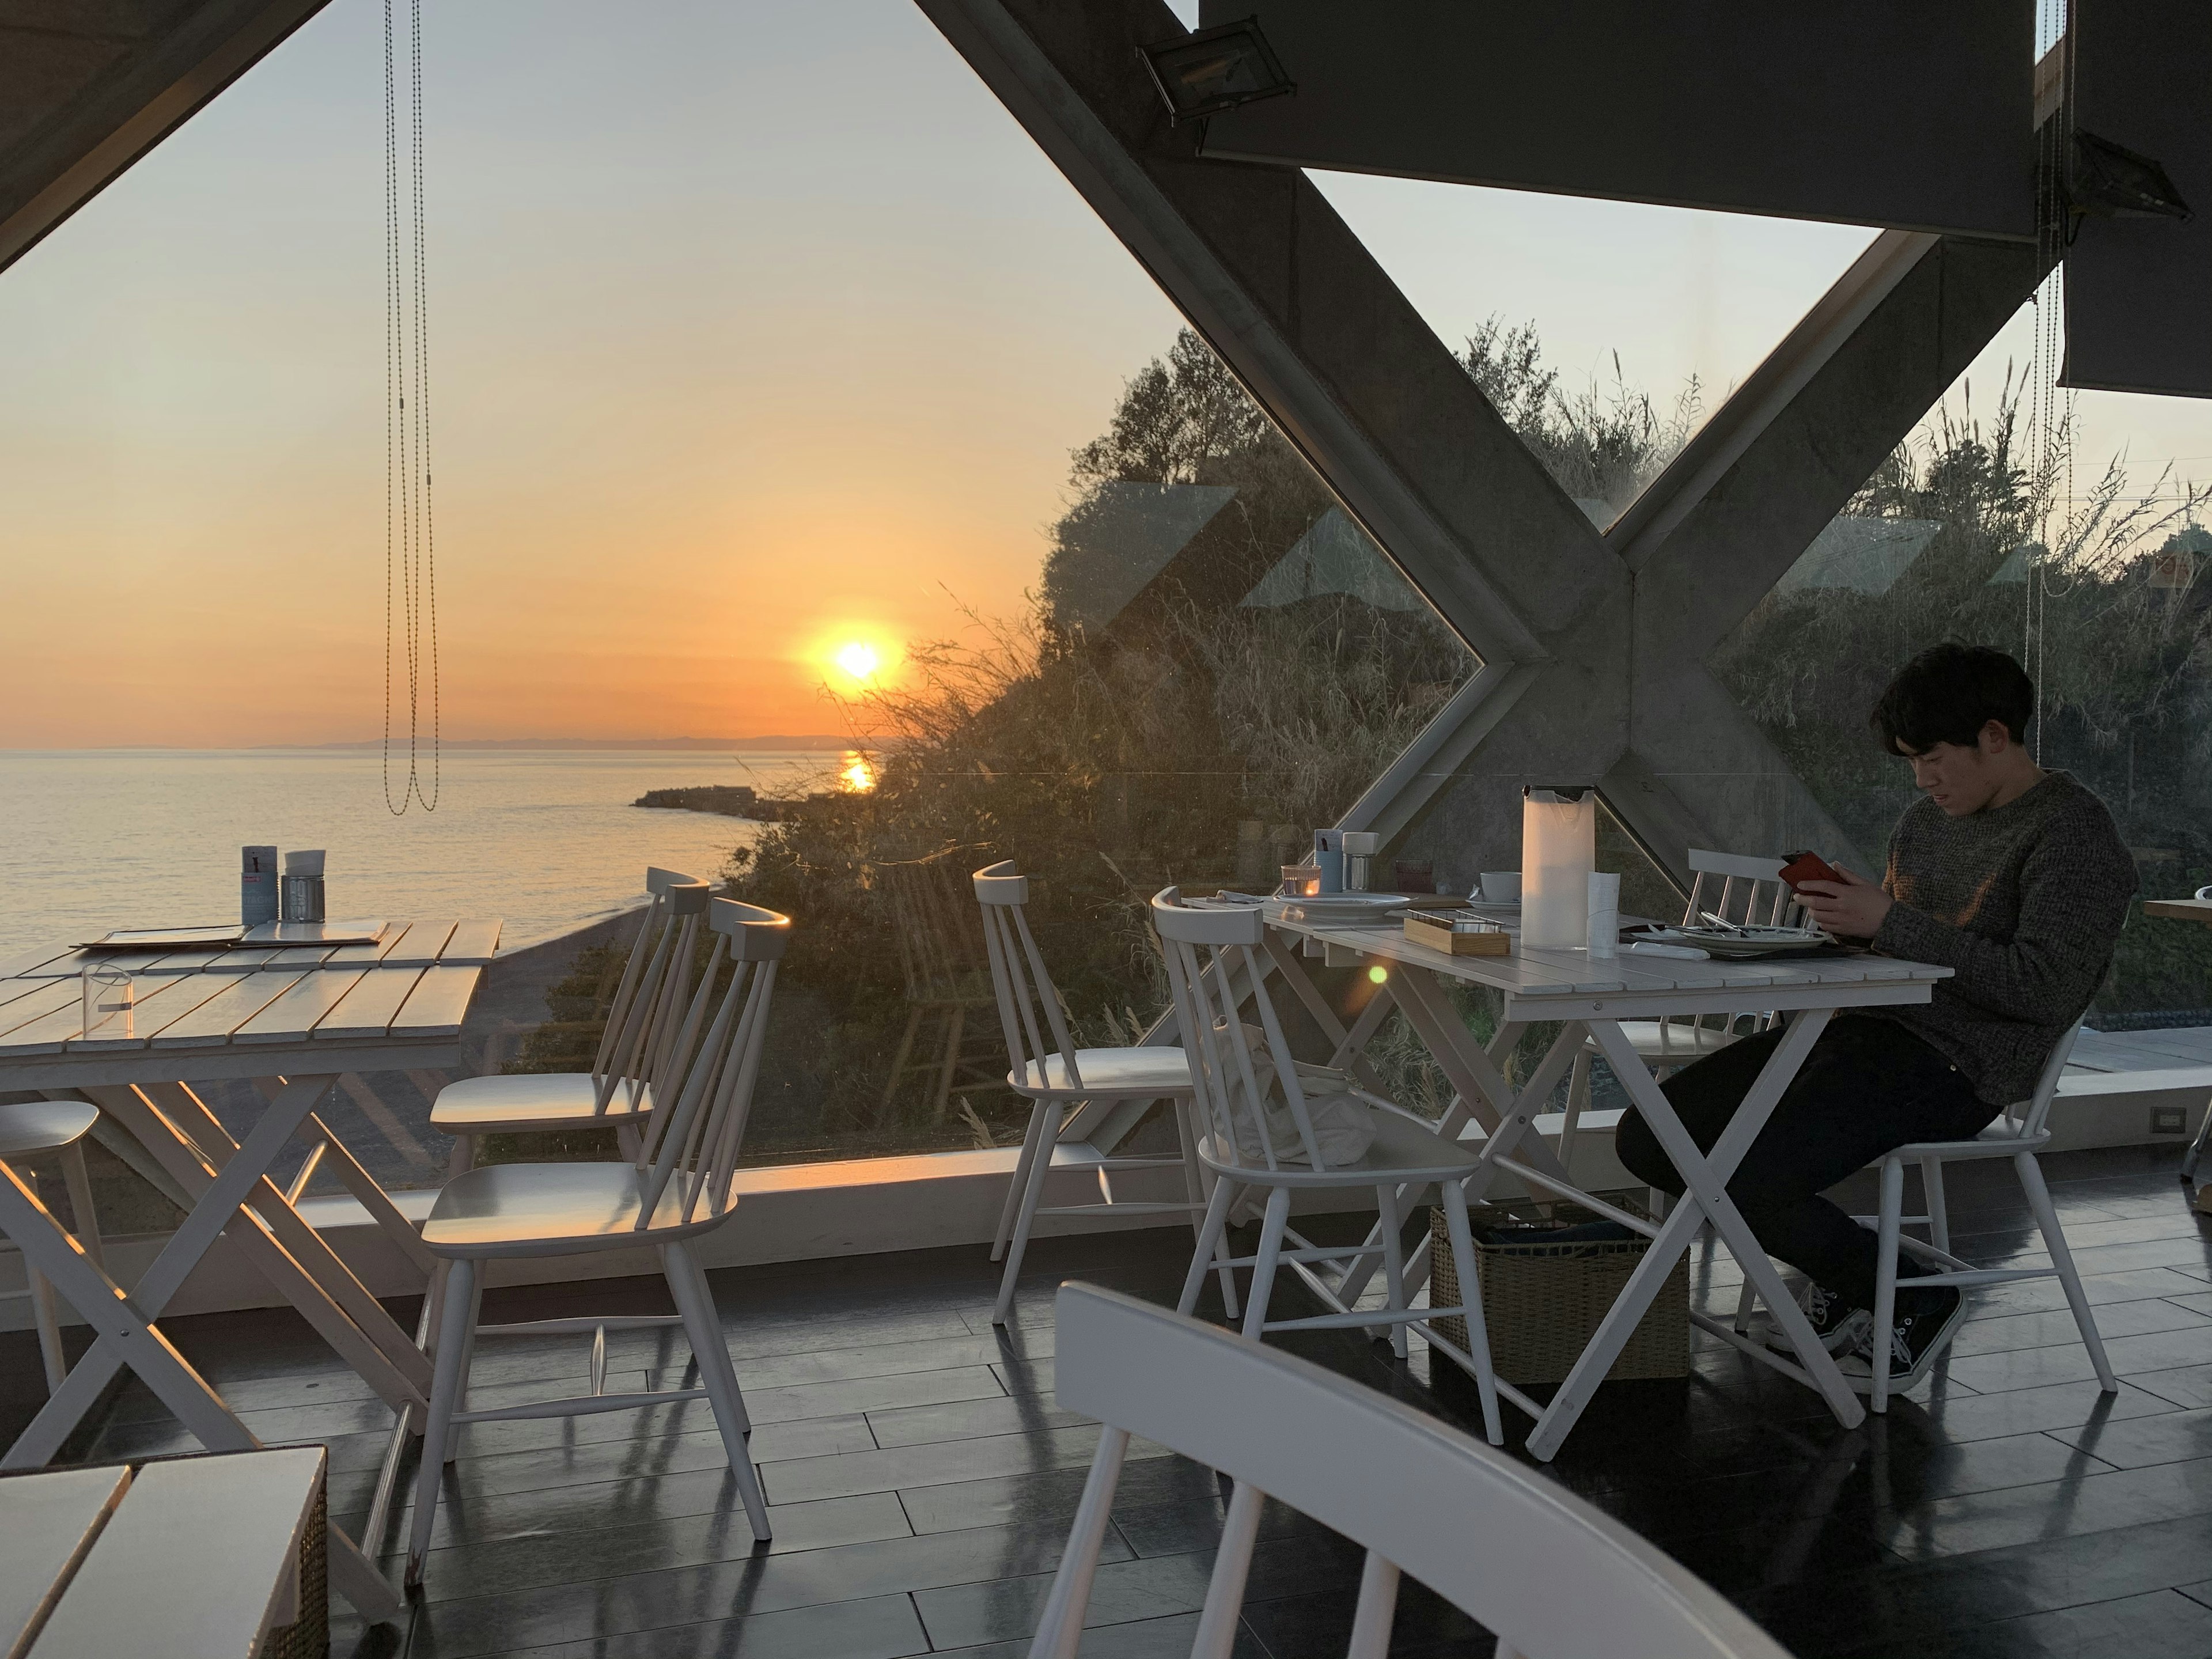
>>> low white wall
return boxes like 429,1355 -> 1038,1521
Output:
3,1080 -> 2200,1331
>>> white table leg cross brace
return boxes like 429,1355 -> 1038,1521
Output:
0,1073 -> 406,1621
1510,1011 -> 1863,1459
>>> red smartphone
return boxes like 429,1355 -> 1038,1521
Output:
1779,849 -> 1845,892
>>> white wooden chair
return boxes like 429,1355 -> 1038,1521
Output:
1732,1024 -> 2115,1412
404,897 -> 789,1586
1558,849 -> 1803,1173
430,868 -> 709,1172
0,1101 -> 107,1394
1030,1282 -> 1793,1659
1153,887 -> 1510,1445
974,861 -> 1221,1328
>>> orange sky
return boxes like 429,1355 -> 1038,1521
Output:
0,0 -> 1184,747
5,2 -> 2205,750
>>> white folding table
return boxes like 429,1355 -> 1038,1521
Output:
0,920 -> 499,1621
1260,912 -> 1950,1460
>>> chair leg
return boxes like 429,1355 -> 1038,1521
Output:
1172,1100 -> 1238,1320
664,1241 -> 771,1540
407,1255 -> 476,1586
1921,1156 -> 1951,1255
26,1266 -> 65,1395
2181,1092 -> 2212,1183
673,1245 -> 745,1433
1439,1181 -> 1503,1445
1376,1184 -> 1408,1360
422,1134 -> 478,1359
992,1096 -> 1053,1264
1869,1158 -> 1904,1414
1558,1053 -> 1591,1177
58,1141 -> 103,1273
880,1005 -> 924,1116
2018,1151 -> 2118,1393
993,1102 -> 1063,1326
1732,1278 -> 1759,1335
1241,1188 -> 1291,1340
931,1007 -> 964,1126
1178,1176 -> 1238,1317
16,1165 -> 69,1396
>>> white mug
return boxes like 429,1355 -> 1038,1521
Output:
1478,871 -> 1522,904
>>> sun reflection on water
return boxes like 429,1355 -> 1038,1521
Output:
839,752 -> 876,792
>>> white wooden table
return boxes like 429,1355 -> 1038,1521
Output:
1,1447 -> 326,1658
1261,908 -> 1950,1459
0,920 -> 499,1622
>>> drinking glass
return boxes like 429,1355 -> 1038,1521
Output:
81,967 -> 133,1041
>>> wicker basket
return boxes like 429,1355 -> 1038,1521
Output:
1429,1202 -> 1688,1384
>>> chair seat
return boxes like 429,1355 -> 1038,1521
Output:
1196,1109 -> 1482,1188
1585,1021 -> 1738,1062
1012,1048 -> 1194,1099
0,1100 -> 99,1158
429,1072 -> 653,1135
421,1161 -> 722,1259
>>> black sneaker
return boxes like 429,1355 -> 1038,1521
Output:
1846,1286 -> 1966,1391
1765,1280 -> 1870,1357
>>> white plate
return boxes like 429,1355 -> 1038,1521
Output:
1265,894 -> 1409,924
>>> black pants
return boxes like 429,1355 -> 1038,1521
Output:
1614,1015 -> 1993,1311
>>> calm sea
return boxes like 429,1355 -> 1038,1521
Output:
0,748 -> 851,955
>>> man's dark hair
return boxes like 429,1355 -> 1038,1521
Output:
1870,643 -> 2035,755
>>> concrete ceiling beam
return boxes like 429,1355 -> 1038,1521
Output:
0,0 -> 334,276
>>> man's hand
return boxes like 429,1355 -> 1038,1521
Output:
1796,866 -> 1892,940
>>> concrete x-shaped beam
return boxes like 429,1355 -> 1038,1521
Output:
919,0 -> 2042,881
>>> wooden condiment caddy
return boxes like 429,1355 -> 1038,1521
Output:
1404,910 -> 1511,956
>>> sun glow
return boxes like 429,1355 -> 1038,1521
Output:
840,752 -> 877,792
833,641 -> 882,682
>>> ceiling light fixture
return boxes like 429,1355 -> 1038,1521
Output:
1138,18 -> 1294,126
2069,130 -> 2192,221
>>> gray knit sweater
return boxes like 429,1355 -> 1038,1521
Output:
1868,770 -> 2137,1105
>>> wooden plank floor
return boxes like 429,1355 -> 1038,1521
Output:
9,1142 -> 2212,1657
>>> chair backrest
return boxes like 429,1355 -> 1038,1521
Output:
1682,849 -> 1803,930
1999,1022 -> 2082,1140
630,897 -> 789,1228
972,859 -> 1086,1093
1152,886 -> 1337,1173
590,874 -> 712,1116
1048,1282 -> 1791,1659
876,846 -> 994,1004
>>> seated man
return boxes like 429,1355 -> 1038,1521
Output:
1616,642 -> 2137,1385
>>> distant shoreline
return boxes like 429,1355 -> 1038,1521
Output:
0,736 -> 880,755
283,735 -> 874,752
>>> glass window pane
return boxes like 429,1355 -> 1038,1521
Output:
1713,299 -> 2212,1024
0,0 -> 1475,1175
1313,173 -> 1877,525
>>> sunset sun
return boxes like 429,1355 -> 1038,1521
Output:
833,641 -> 881,682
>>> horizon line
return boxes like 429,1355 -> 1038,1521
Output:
0,733 -> 885,754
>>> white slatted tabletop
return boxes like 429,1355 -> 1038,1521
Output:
1280,914 -> 1948,1021
0,919 -> 499,1089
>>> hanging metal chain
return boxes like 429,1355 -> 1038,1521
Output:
384,0 -> 440,813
